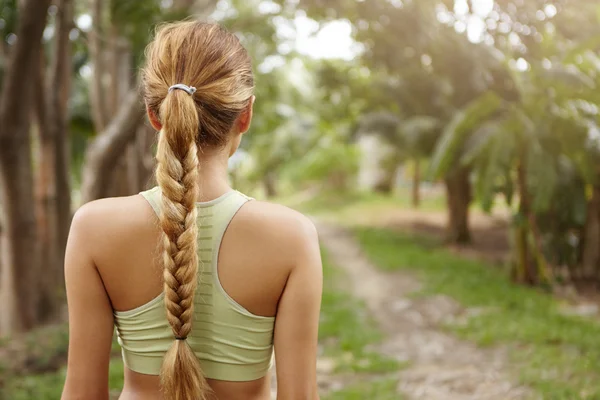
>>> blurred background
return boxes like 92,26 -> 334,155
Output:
1,0 -> 600,399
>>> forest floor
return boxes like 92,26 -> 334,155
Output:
312,221 -> 530,400
297,190 -> 600,400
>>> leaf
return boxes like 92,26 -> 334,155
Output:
503,168 -> 515,206
539,64 -> 596,89
400,116 -> 439,137
428,91 -> 503,179
528,145 -> 559,213
563,34 -> 600,65
460,120 -> 502,166
474,134 -> 507,213
396,115 -> 439,156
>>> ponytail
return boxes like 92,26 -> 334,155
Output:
155,87 -> 210,400
142,21 -> 256,399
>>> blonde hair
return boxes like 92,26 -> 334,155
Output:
141,21 -> 254,400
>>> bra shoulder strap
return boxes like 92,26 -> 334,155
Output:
139,186 -> 162,217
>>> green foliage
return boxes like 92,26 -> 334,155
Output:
289,137 -> 359,187
397,116 -> 440,157
0,326 -> 124,400
0,324 -> 69,382
288,0 -> 600,279
288,187 -> 447,219
356,227 -> 600,399
0,0 -> 17,40
109,0 -> 190,62
0,0 -> 17,84
2,369 -> 67,400
1,358 -> 125,400
428,92 -> 503,180
323,378 -> 402,400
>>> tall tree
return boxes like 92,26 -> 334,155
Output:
289,0 -> 511,242
33,0 -> 74,318
0,0 -> 51,334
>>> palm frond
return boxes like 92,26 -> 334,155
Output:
460,120 -> 503,166
397,115 -> 440,156
429,91 -> 503,179
539,64 -> 596,90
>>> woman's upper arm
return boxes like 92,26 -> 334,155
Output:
62,205 -> 114,400
274,217 -> 322,400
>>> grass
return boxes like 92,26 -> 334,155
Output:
2,359 -> 124,400
322,378 -> 400,400
355,226 -> 600,400
282,186 -> 447,218
0,331 -> 124,400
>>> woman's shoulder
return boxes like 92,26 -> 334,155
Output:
70,194 -> 158,256
229,198 -> 319,265
73,194 -> 154,229
239,199 -> 317,240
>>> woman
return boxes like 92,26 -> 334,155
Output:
61,21 -> 322,400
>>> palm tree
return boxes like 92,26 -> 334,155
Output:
430,46 -> 599,284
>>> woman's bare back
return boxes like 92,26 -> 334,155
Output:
62,191 -> 322,400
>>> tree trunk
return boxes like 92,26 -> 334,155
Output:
0,0 -> 51,335
33,52 -> 60,321
137,123 -> 157,190
582,185 -> 600,279
444,167 -> 471,244
80,91 -> 145,203
514,160 -> 535,284
107,33 -> 136,198
512,156 -> 551,285
88,0 -> 108,133
110,155 -> 132,197
42,0 -> 73,317
126,123 -> 155,193
411,158 -> 421,208
127,143 -> 141,194
263,172 -> 277,198
33,0 -> 73,322
33,48 -> 53,294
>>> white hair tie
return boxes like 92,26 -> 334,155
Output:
168,84 -> 197,96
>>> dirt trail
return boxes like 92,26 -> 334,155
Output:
317,222 -> 532,400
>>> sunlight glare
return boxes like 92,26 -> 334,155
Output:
258,1 -> 282,15
467,15 -> 486,43
76,14 -> 92,32
80,64 -> 92,79
257,55 -> 286,74
454,0 -> 469,16
544,4 -> 557,18
515,58 -> 529,71
294,17 -> 360,60
471,0 -> 494,17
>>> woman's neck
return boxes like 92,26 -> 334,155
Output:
196,150 -> 232,202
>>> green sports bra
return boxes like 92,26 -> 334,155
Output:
113,187 -> 275,381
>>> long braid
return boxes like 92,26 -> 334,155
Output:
142,21 -> 255,400
156,89 -> 210,399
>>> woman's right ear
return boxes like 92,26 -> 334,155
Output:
147,106 -> 162,131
